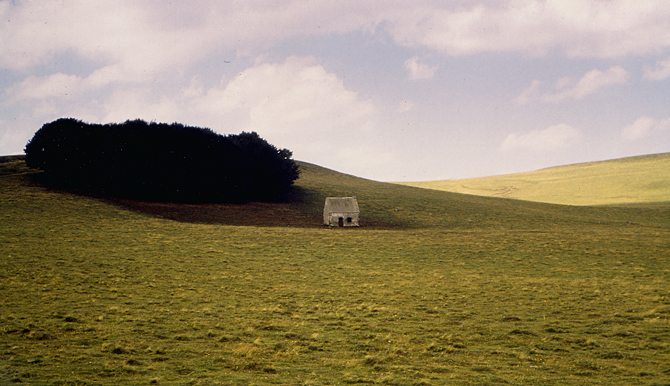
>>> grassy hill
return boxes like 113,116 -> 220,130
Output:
397,153 -> 670,206
1,155 -> 669,385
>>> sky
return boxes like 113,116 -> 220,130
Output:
1,0 -> 670,181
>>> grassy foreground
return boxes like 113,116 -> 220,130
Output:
397,153 -> 670,206
1,155 -> 669,385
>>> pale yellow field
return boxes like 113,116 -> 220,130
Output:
397,153 -> 670,206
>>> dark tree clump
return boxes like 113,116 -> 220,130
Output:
25,118 -> 300,203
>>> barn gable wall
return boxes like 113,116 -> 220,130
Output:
323,197 -> 360,227
326,212 -> 360,227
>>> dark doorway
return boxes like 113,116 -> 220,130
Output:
338,217 -> 344,227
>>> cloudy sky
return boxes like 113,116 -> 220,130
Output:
2,0 -> 670,181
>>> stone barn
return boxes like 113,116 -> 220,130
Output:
323,197 -> 360,227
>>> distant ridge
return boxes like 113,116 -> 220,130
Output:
397,153 -> 670,206
4,154 -> 668,229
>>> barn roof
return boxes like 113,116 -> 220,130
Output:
324,197 -> 359,213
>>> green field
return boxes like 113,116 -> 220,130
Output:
397,153 -> 670,206
1,155 -> 669,385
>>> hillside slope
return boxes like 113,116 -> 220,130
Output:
2,155 -> 668,230
1,155 -> 669,385
397,153 -> 670,206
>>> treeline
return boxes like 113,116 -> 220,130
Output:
24,118 -> 300,203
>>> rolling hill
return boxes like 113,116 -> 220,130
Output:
3,154 -> 667,230
1,155 -> 669,385
397,152 -> 670,206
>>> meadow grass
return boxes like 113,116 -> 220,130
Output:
1,156 -> 669,385
398,152 -> 670,206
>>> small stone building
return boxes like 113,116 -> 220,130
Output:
323,197 -> 360,227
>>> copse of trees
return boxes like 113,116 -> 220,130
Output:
24,118 -> 300,203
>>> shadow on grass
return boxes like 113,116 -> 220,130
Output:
28,171 -> 321,227
104,185 -> 326,227
1,155 -> 406,229
27,172 -> 403,229
105,185 -> 406,229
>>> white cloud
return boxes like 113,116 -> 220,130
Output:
5,65 -> 130,103
514,79 -> 543,105
500,124 -> 583,152
621,116 -> 670,141
24,56 -> 378,144
194,56 -> 377,134
1,1 -> 222,73
385,0 -> 670,58
644,57 -> 670,81
0,0 -> 387,74
621,117 -> 656,141
516,66 -> 629,104
6,73 -> 84,101
198,56 -> 389,174
567,66 -> 630,99
95,56 -> 386,172
4,0 -> 670,76
3,0 -> 670,180
404,56 -> 438,80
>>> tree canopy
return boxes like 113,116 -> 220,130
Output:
25,118 -> 300,203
